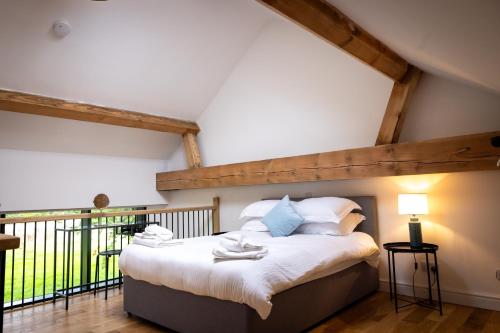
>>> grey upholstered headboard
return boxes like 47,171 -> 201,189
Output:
265,196 -> 379,244
346,196 -> 379,244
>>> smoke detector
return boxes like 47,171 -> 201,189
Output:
52,20 -> 71,38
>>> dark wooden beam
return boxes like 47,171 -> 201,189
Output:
0,89 -> 200,134
157,131 -> 500,190
257,0 -> 409,81
376,66 -> 422,145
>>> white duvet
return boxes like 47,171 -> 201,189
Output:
118,231 -> 380,319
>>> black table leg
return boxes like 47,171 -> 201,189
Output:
391,251 -> 398,312
434,252 -> 443,315
387,251 -> 392,300
425,253 -> 433,303
0,250 -> 6,333
94,255 -> 99,296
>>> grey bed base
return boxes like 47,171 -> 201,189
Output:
123,196 -> 379,333
124,262 -> 378,333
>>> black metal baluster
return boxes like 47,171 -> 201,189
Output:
32,222 -> 37,302
65,227 -> 72,310
105,217 -> 108,252
21,222 -> 27,306
61,220 -> 66,301
10,224 -> 16,307
127,215 -> 131,244
71,220 -> 75,295
43,221 -> 47,300
113,224 -> 116,283
97,217 -> 100,287
80,218 -> 83,294
176,212 -> 179,239
120,219 -> 123,253
53,220 -> 57,303
187,212 -> 190,238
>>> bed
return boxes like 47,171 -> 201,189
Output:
119,196 -> 380,333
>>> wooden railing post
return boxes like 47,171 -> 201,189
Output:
212,197 -> 220,234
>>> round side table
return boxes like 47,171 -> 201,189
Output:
383,242 -> 443,315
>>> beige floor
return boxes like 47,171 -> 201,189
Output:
3,288 -> 499,333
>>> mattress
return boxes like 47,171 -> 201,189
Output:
119,230 -> 380,319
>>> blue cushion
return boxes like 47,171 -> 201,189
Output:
261,195 -> 304,237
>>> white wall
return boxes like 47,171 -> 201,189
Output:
0,112 -> 181,160
0,148 -> 168,212
168,20 -> 393,169
400,73 -> 500,142
167,21 -> 500,309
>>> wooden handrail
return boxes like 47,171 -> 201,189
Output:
0,204 -> 216,224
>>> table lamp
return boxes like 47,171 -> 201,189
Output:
398,194 -> 428,248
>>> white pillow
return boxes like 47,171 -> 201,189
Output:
295,197 -> 361,223
241,219 -> 269,232
294,213 -> 366,236
239,200 -> 280,220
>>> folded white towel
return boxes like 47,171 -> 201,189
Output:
220,234 -> 263,253
132,237 -> 183,248
135,232 -> 173,241
144,225 -> 173,237
212,246 -> 268,260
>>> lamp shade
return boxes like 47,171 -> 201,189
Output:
398,194 -> 428,215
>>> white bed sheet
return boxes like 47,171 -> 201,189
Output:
119,231 -> 380,319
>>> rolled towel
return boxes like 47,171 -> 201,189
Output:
220,233 -> 263,252
132,237 -> 183,248
144,225 -> 173,237
212,246 -> 268,260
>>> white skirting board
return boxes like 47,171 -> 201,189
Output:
379,280 -> 500,311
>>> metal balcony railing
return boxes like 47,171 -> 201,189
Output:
0,198 -> 220,310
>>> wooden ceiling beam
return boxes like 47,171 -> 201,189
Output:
376,66 -> 422,145
0,89 -> 200,134
257,0 -> 409,81
157,131 -> 500,190
183,132 -> 202,168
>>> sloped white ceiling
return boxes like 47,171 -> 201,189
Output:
1,0 -> 498,160
0,0 -> 274,159
0,0 -> 274,119
328,0 -> 500,94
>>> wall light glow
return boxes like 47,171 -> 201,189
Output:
392,174 -> 448,192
